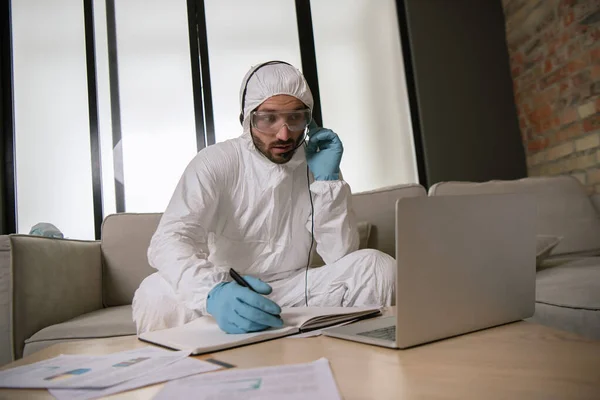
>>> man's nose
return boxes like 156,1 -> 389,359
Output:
276,124 -> 291,141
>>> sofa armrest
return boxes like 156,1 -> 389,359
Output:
591,194 -> 600,215
0,236 -> 11,366
6,235 -> 103,360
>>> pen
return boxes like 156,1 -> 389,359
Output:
229,268 -> 257,293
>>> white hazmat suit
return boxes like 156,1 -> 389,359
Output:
133,63 -> 396,334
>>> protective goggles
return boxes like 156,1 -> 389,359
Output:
250,109 -> 312,135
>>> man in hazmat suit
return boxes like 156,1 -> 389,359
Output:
133,61 -> 396,334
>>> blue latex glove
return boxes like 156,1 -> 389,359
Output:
206,276 -> 283,334
305,120 -> 343,181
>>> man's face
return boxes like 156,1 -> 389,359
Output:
250,95 -> 308,164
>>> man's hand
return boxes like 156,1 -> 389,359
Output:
206,276 -> 283,334
305,120 -> 343,181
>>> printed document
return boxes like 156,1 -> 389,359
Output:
50,356 -> 221,400
0,347 -> 189,389
154,358 -> 342,400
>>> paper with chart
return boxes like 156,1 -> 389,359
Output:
154,358 -> 342,400
50,356 -> 221,400
0,347 -> 190,389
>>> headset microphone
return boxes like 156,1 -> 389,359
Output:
292,128 -> 309,151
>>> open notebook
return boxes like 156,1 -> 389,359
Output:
139,307 -> 381,355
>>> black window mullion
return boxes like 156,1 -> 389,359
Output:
295,0 -> 322,127
195,0 -> 215,146
1,0 -> 16,235
186,0 -> 207,152
106,0 -> 125,213
83,0 -> 104,239
394,0 -> 429,188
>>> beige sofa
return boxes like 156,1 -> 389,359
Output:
0,183 -> 426,365
1,175 -> 599,365
428,175 -> 600,340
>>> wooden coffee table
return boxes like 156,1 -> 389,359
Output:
2,316 -> 599,399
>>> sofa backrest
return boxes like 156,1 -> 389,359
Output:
592,194 -> 600,215
101,213 -> 161,307
0,236 -> 11,365
352,184 -> 426,257
429,175 -> 600,256
101,183 -> 426,306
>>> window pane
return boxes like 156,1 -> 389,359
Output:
12,0 -> 95,239
205,0 -> 302,143
311,0 -> 419,192
114,0 -> 198,212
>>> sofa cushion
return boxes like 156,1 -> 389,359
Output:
529,257 -> 600,339
536,235 -> 562,266
310,221 -> 372,267
428,176 -> 600,255
352,184 -> 426,257
529,302 -> 600,340
538,249 -> 600,269
23,305 -> 136,357
535,258 -> 600,310
102,213 -> 162,306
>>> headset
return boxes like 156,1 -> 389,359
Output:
240,60 -> 314,307
239,60 -> 292,126
240,60 -> 310,152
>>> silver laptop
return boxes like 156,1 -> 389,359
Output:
323,193 -> 536,349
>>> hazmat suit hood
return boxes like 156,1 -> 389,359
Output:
239,62 -> 314,136
238,62 -> 314,169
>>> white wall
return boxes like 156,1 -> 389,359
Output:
12,0 -> 95,239
112,0 -> 198,213
204,0 -> 302,143
311,0 -> 419,192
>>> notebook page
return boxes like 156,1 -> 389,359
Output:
139,316 -> 298,355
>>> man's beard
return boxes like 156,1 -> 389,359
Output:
251,133 -> 305,164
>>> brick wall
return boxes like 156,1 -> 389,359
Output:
502,0 -> 600,193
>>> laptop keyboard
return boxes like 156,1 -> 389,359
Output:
357,325 -> 396,342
